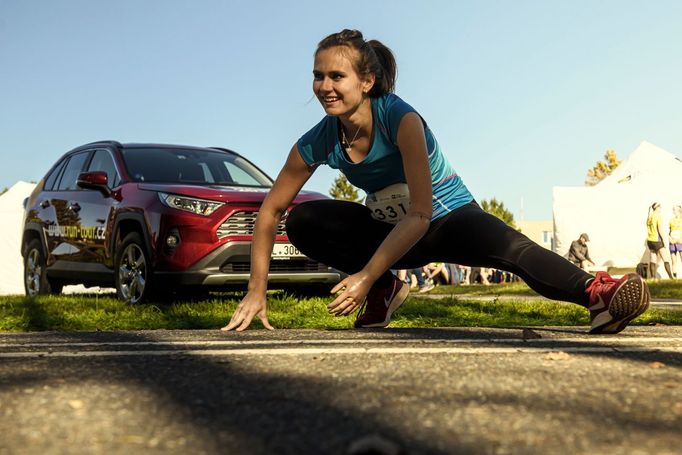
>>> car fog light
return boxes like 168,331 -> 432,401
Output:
166,235 -> 180,248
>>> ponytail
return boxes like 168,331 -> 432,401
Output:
316,29 -> 397,97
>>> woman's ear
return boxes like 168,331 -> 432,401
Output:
362,73 -> 376,94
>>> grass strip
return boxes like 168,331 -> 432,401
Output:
0,291 -> 680,332
429,279 -> 682,299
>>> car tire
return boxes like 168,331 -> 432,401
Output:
115,232 -> 153,304
24,239 -> 63,296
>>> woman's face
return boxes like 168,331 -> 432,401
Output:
312,46 -> 373,117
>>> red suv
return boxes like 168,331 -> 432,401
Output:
22,141 -> 340,303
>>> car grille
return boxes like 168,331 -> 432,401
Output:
221,260 -> 330,273
217,211 -> 287,238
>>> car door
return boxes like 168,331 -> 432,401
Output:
80,148 -> 121,266
48,151 -> 92,265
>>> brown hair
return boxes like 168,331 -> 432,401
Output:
316,29 -> 397,97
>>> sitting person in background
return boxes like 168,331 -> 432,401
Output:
469,267 -> 490,285
445,263 -> 461,285
404,267 -> 434,293
459,265 -> 471,285
424,262 -> 449,286
568,233 -> 595,270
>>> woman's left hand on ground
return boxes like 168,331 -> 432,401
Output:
327,272 -> 374,316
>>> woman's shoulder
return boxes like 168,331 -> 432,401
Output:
297,116 -> 338,165
299,115 -> 336,145
373,93 -> 420,140
374,93 -> 415,112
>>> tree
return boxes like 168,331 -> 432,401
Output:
329,173 -> 362,202
585,149 -> 621,186
481,198 -> 516,228
0,187 -> 7,196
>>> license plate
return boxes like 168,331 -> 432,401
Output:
271,243 -> 305,259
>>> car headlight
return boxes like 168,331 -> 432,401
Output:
158,192 -> 224,216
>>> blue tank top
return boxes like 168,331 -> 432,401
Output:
297,93 -> 473,220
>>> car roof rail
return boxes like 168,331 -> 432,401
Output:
80,140 -> 123,148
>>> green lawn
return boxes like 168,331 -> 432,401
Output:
1,279 -> 680,332
429,279 -> 682,299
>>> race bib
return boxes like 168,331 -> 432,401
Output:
365,183 -> 410,224
671,229 -> 681,242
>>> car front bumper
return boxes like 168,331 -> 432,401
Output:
155,240 -> 341,287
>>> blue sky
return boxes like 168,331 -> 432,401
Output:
1,0 -> 681,220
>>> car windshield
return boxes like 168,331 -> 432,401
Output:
121,147 -> 273,187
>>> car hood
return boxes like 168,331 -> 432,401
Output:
137,183 -> 328,204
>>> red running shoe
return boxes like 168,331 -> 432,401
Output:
586,272 -> 650,334
355,275 -> 410,328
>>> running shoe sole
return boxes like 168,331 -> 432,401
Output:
589,273 -> 650,334
356,282 -> 410,328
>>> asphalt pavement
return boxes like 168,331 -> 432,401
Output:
1,327 -> 680,455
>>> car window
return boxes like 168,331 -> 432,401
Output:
224,160 -> 264,186
43,159 -> 67,191
56,152 -> 90,191
87,149 -> 120,187
121,147 -> 273,187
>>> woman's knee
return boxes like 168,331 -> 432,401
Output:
285,199 -> 368,243
285,201 -> 318,237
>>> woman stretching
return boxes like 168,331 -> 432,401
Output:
222,29 -> 650,334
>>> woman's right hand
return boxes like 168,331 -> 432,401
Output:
221,291 -> 274,332
221,143 -> 313,332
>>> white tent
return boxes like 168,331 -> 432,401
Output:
0,181 -> 36,295
553,141 -> 682,274
0,181 -> 114,296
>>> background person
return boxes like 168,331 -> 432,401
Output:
646,202 -> 674,279
424,262 -> 449,286
668,205 -> 682,278
567,233 -> 595,270
222,29 -> 650,335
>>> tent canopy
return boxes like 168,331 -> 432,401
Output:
553,141 -> 682,269
0,181 -> 36,295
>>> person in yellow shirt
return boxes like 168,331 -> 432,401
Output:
646,202 -> 674,279
669,205 -> 682,278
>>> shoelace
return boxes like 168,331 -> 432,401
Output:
585,271 -> 615,294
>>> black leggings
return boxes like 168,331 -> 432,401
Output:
286,200 -> 593,306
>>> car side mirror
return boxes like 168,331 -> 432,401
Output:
77,171 -> 111,197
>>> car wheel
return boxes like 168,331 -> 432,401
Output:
24,239 -> 62,296
115,232 -> 152,304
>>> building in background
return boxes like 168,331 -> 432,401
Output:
517,220 -> 554,251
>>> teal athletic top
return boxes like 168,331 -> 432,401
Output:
296,93 -> 473,220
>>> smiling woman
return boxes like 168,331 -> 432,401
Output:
222,29 -> 652,335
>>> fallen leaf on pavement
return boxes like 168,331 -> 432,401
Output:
68,400 -> 84,410
545,351 -> 571,360
649,362 -> 666,369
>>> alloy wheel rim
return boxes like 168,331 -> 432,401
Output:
25,249 -> 41,296
118,244 -> 146,304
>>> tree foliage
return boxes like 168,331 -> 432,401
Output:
329,173 -> 362,202
0,187 -> 7,196
481,198 -> 516,228
585,149 -> 621,186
